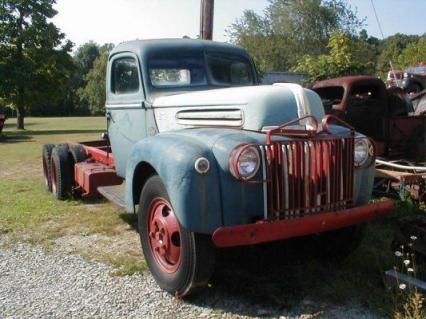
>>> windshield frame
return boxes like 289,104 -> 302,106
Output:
144,49 -> 257,101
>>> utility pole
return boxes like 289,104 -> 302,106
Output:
200,0 -> 214,40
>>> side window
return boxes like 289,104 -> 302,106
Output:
112,57 -> 140,94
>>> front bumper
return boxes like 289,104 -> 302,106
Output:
212,199 -> 394,248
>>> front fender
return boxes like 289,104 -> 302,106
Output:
125,133 -> 223,234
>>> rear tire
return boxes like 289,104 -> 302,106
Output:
138,175 -> 215,297
51,144 -> 72,200
69,144 -> 87,164
42,144 -> 55,192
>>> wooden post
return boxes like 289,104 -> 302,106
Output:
200,0 -> 214,40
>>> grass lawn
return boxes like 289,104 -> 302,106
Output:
0,116 -> 424,316
0,117 -> 145,275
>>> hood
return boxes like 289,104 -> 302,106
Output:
152,84 -> 325,133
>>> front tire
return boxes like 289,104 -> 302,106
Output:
138,175 -> 215,297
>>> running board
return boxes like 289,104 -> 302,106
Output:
97,185 -> 126,210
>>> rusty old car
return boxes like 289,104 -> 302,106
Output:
312,75 -> 425,159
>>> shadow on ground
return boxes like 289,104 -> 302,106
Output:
115,210 -> 390,317
3,122 -> 38,129
0,129 -> 105,143
0,133 -> 32,143
195,237 -> 391,317
8,129 -> 104,136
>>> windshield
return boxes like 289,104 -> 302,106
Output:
148,51 -> 254,90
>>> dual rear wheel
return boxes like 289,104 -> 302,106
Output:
42,143 -> 87,200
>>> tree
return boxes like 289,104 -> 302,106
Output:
398,37 -> 426,69
74,41 -> 100,77
351,29 -> 380,75
62,42 -> 102,116
227,0 -> 364,73
375,34 -> 420,78
0,0 -> 73,129
293,32 -> 365,83
77,44 -> 114,115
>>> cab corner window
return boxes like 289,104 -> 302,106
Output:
112,57 -> 140,94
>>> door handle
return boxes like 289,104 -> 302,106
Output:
106,111 -> 115,123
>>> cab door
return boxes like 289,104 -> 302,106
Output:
345,83 -> 386,142
106,53 -> 147,177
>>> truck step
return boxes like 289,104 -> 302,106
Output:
97,185 -> 126,210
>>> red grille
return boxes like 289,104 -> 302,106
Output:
262,137 -> 354,220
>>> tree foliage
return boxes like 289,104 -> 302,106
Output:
77,44 -> 114,115
398,37 -> 426,70
0,0 -> 73,128
375,34 -> 420,77
227,0 -> 364,74
293,32 -> 365,82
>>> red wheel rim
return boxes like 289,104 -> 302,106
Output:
148,198 -> 181,273
51,160 -> 57,194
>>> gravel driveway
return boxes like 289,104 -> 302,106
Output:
0,237 -> 383,319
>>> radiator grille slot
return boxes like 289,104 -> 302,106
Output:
262,137 -> 354,220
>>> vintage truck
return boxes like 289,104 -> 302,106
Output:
42,39 -> 393,297
312,76 -> 426,201
312,76 -> 426,159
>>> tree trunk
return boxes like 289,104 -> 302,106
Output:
16,105 -> 24,130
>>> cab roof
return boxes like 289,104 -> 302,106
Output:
110,38 -> 252,60
312,75 -> 385,90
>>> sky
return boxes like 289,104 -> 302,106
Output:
51,0 -> 426,49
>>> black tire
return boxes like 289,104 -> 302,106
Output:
51,144 -> 72,200
42,144 -> 55,192
69,144 -> 87,164
138,175 -> 215,297
312,225 -> 365,260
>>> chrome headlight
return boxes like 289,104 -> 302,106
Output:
230,145 -> 260,180
354,138 -> 373,167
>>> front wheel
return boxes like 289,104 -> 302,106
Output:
138,175 -> 215,297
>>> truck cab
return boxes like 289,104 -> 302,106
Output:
44,39 -> 393,297
312,76 -> 424,159
105,39 -> 259,177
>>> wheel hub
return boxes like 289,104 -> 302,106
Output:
148,198 -> 181,273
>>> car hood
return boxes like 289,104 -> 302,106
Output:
151,84 -> 325,133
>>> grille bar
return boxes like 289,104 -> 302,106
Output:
262,137 -> 354,220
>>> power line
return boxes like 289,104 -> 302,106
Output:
370,0 -> 385,40
370,0 -> 396,79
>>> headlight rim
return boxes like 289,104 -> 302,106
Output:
229,144 -> 261,181
354,137 -> 375,168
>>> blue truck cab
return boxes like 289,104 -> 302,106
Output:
103,39 -> 393,296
